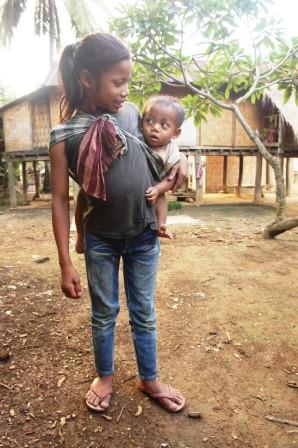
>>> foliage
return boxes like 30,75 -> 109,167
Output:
0,0 -> 103,63
111,0 -> 298,121
0,84 -> 15,108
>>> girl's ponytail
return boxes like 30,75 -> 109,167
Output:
58,43 -> 82,122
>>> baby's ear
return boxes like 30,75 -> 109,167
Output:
172,128 -> 182,139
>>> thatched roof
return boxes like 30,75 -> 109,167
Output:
0,64 -> 58,115
264,86 -> 298,140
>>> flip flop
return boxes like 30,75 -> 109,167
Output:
85,387 -> 113,412
140,385 -> 186,413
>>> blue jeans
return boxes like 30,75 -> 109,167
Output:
84,227 -> 160,381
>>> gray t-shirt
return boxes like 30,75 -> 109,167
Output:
65,103 -> 157,239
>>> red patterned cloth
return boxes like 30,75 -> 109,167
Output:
76,116 -> 126,201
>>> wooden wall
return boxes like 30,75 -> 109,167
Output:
199,101 -> 263,148
32,98 -> 51,148
49,90 -> 61,127
206,154 -> 267,193
200,108 -> 233,147
3,102 -> 32,152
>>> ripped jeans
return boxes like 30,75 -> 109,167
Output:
84,227 -> 160,381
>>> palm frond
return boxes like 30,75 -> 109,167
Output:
64,0 -> 100,37
34,0 -> 60,44
0,0 -> 27,45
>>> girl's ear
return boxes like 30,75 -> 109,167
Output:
79,69 -> 94,89
172,128 -> 182,139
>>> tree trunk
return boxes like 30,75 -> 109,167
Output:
254,153 -> 262,203
231,104 -> 298,238
263,218 -> 298,239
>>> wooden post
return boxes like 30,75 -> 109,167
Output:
254,153 -> 263,202
195,152 -> 203,203
21,161 -> 28,203
236,155 -> 243,197
7,158 -> 17,208
223,156 -> 228,194
33,161 -> 40,198
286,157 -> 293,197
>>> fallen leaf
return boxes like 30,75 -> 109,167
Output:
135,405 -> 143,417
60,417 -> 66,426
57,376 -> 66,388
101,414 -> 112,421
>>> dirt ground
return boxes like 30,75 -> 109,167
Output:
0,199 -> 297,448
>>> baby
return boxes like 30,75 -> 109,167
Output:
75,95 -> 185,252
142,95 -> 185,239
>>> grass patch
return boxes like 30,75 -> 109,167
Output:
168,201 -> 182,211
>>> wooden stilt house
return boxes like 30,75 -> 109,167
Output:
1,77 -> 298,207
0,72 -> 60,207
162,84 -> 298,202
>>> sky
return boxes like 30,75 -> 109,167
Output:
0,0 -> 297,99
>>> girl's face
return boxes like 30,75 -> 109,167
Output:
88,59 -> 132,113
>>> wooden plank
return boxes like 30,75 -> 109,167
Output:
7,159 -> 17,208
236,155 -> 243,197
33,161 -> 40,198
286,158 -> 293,197
223,156 -> 228,193
21,161 -> 28,203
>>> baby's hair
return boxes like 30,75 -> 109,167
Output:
58,33 -> 130,121
143,95 -> 185,127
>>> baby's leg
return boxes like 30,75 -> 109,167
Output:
156,194 -> 173,239
75,189 -> 86,254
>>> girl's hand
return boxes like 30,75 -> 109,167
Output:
167,154 -> 188,192
61,264 -> 82,299
145,186 -> 159,204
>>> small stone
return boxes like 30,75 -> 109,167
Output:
187,411 -> 202,419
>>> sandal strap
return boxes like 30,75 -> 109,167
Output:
144,385 -> 175,400
90,387 -> 112,400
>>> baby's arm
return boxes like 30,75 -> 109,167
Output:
145,164 -> 178,204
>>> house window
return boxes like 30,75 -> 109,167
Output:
262,114 -> 279,143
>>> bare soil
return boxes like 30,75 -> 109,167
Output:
0,201 -> 297,448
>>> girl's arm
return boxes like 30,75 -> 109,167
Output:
50,142 -> 82,299
167,153 -> 188,192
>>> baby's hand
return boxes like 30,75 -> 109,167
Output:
145,186 -> 159,204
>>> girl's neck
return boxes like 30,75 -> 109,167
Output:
80,96 -> 97,115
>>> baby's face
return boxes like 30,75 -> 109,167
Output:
142,104 -> 181,148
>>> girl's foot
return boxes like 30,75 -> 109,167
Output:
140,380 -> 185,412
75,234 -> 84,254
85,377 -> 113,412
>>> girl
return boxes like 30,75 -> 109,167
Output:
49,32 -> 186,413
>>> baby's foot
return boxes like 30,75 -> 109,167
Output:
158,224 -> 174,239
75,234 -> 84,254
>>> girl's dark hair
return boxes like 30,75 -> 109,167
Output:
58,33 -> 131,122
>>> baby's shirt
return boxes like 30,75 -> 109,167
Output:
150,140 -> 181,177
